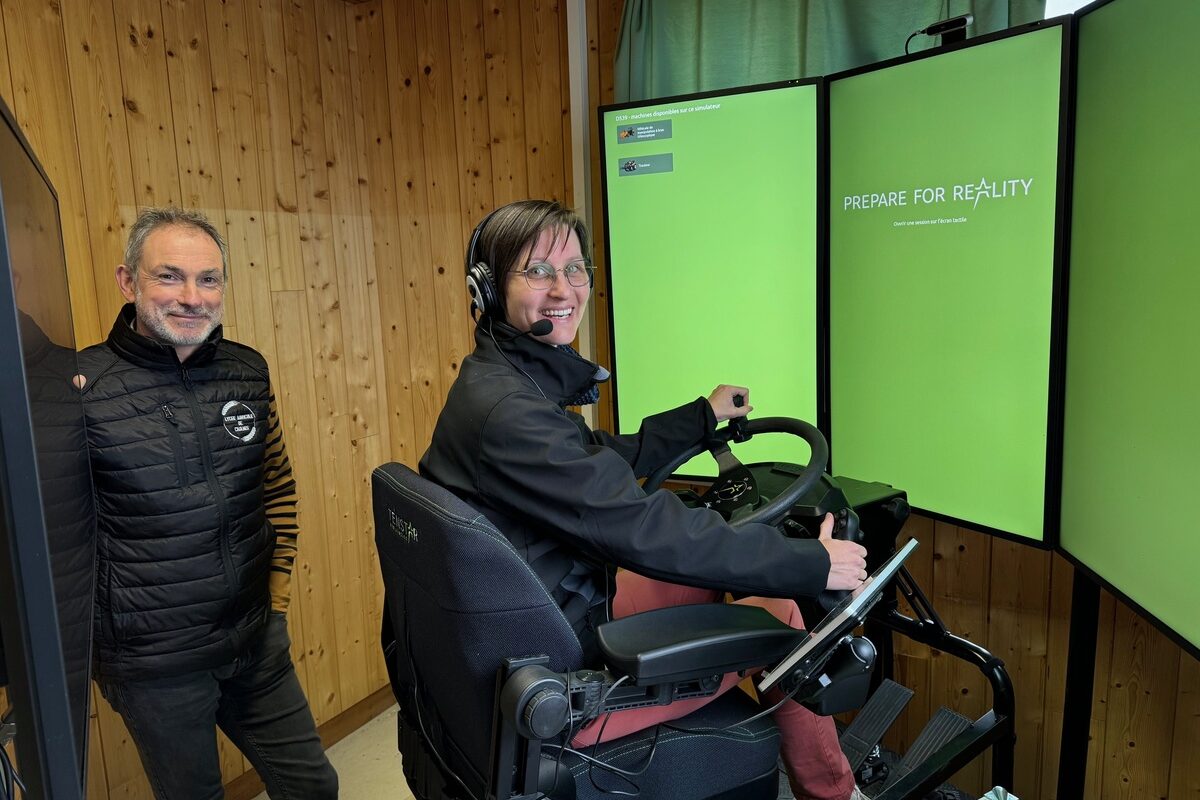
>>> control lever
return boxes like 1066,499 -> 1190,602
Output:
834,506 -> 864,544
728,392 -> 750,443
701,392 -> 757,516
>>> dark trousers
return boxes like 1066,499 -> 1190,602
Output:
98,612 -> 338,800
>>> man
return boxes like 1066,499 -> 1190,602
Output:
77,207 -> 337,798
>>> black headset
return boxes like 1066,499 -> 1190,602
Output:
465,209 -> 501,319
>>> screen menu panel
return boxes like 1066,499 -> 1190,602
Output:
602,84 -> 820,476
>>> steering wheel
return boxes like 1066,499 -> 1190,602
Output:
643,416 -> 829,528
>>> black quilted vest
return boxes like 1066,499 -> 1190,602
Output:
80,306 -> 274,679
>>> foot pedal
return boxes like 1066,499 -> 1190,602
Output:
882,706 -> 973,791
840,679 -> 914,770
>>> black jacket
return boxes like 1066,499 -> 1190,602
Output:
79,306 -> 274,679
419,323 -> 831,660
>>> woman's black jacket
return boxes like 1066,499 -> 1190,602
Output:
419,322 -> 831,659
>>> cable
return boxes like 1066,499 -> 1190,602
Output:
0,743 -> 22,800
0,705 -> 20,800
541,675 -> 656,796
904,31 -> 920,55
663,678 -> 804,739
409,682 -> 476,799
548,666 -> 807,799
402,621 -> 478,800
485,316 -> 548,401
548,669 -> 792,797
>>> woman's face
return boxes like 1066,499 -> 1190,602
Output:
503,226 -> 589,346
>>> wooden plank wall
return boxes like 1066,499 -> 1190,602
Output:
0,0 -> 571,795
585,2 -> 1200,798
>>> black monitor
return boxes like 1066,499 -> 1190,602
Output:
827,20 -> 1070,546
1059,0 -> 1200,658
599,80 -> 823,477
0,97 -> 95,798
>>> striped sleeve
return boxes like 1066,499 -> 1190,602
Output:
264,386 -> 299,613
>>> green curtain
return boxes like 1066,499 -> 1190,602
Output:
614,0 -> 1047,102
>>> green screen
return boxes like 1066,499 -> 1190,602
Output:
829,26 -> 1064,540
1062,0 -> 1200,651
602,85 -> 819,475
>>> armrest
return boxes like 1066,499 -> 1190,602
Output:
596,603 -> 805,684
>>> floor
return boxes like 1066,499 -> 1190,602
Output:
250,704 -> 412,800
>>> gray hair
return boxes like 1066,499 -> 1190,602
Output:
123,207 -> 229,278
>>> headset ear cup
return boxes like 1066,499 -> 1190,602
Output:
467,262 -> 499,318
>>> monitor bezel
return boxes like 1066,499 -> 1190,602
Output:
1055,0 -> 1200,661
0,94 -> 87,800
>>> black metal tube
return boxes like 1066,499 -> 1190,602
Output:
878,609 -> 1016,791
1055,570 -> 1100,800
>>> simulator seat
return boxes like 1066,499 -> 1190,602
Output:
371,462 -> 875,800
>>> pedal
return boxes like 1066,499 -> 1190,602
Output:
882,706 -> 973,791
839,679 -> 913,770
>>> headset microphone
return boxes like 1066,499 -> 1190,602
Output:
493,318 -> 554,342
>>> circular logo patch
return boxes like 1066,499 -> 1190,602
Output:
221,401 -> 258,443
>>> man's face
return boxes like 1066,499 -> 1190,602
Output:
116,225 -> 225,354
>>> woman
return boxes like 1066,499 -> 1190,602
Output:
420,200 -> 868,800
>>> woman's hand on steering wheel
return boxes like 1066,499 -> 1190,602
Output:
707,384 -> 753,422
818,512 -> 869,591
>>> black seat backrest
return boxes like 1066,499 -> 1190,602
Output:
372,462 -> 584,792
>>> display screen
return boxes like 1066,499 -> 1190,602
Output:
0,100 -> 95,790
1060,0 -> 1200,652
828,24 -> 1065,541
601,83 -> 820,476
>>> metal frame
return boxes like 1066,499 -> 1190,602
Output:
872,567 -> 1017,796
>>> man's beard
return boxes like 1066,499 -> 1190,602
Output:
134,290 -> 221,347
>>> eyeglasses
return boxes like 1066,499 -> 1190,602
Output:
513,261 -> 594,290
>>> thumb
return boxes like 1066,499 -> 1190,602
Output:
818,512 -> 834,541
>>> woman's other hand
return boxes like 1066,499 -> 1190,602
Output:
707,384 -> 752,422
